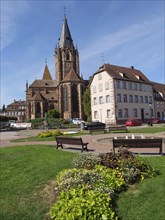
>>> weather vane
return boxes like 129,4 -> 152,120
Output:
64,7 -> 66,16
45,58 -> 47,64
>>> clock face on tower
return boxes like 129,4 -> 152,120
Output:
66,62 -> 71,67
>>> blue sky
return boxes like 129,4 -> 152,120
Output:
1,0 -> 164,108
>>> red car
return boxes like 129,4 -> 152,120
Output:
125,119 -> 142,126
151,118 -> 165,124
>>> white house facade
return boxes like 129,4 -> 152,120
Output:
90,64 -> 159,125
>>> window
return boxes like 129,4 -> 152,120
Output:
93,97 -> 97,105
134,83 -> 138,90
134,95 -> 138,103
115,80 -> 120,88
149,96 -> 152,104
93,86 -> 97,93
123,94 -> 127,102
98,83 -> 102,92
117,94 -> 122,102
99,96 -> 103,104
106,95 -> 110,103
105,81 -> 109,90
118,109 -> 122,118
145,96 -> 148,103
122,81 -> 127,89
129,95 -> 133,103
128,82 -> 132,90
107,109 -> 111,118
133,108 -> 137,117
139,84 -> 142,91
98,73 -> 102,80
139,96 -> 143,103
63,85 -> 68,111
94,111 -> 98,119
123,108 -> 128,117
66,51 -> 70,60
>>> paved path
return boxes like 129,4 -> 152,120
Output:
1,129 -> 165,155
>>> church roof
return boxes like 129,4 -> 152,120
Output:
94,63 -> 152,84
29,80 -> 58,88
31,91 -> 46,101
62,68 -> 83,82
58,15 -> 74,49
42,64 -> 52,80
30,91 -> 58,101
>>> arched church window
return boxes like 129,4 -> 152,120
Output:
71,84 -> 79,112
66,51 -> 70,60
63,85 -> 68,111
36,102 -> 41,114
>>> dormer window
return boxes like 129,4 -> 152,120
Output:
119,72 -> 127,78
135,75 -> 143,81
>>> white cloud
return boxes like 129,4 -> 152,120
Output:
80,15 -> 164,62
1,1 -> 29,51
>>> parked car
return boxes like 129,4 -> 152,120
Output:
84,121 -> 106,130
151,118 -> 165,124
125,119 -> 142,126
72,118 -> 85,124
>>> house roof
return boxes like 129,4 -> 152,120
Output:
61,68 -> 83,82
7,100 -> 26,108
152,81 -> 165,101
94,63 -> 152,84
152,81 -> 165,94
42,64 -> 52,80
29,80 -> 58,88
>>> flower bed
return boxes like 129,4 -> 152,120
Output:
50,148 -> 159,219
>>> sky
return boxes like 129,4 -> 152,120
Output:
1,0 -> 164,108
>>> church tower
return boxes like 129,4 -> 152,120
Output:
55,15 -> 85,119
55,15 -> 80,83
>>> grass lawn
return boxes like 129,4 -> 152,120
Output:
1,144 -> 165,220
128,125 -> 165,133
0,145 -> 75,220
116,156 -> 165,220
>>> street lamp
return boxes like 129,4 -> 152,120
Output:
149,102 -> 152,126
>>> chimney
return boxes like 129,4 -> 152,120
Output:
130,66 -> 134,69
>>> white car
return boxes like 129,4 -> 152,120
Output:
72,118 -> 85,124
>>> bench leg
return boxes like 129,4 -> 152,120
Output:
82,144 -> 89,152
56,143 -> 63,149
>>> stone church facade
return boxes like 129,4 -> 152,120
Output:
26,15 -> 86,120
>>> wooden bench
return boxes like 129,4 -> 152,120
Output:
89,127 -> 107,135
107,125 -> 127,133
113,138 -> 163,155
55,136 -> 89,152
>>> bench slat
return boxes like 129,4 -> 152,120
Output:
55,136 -> 89,152
113,138 -> 162,155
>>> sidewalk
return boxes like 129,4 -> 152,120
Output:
1,129 -> 165,155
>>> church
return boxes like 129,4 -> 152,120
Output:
26,15 -> 87,120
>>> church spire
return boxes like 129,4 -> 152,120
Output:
42,61 -> 52,80
58,15 -> 74,49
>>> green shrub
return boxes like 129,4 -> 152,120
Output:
72,152 -> 101,169
100,147 -> 159,184
0,115 -> 17,122
56,165 -> 125,195
50,186 -> 117,220
37,129 -> 63,138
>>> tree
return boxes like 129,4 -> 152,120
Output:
83,87 -> 91,122
47,109 -> 60,118
2,104 -> 6,112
